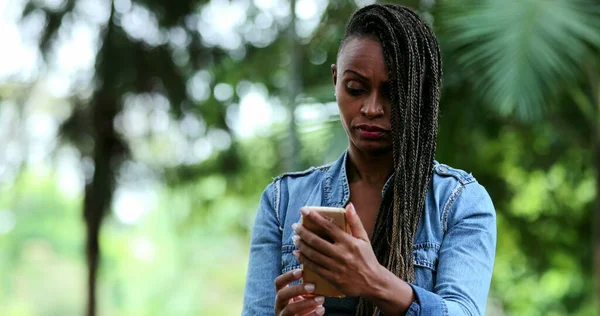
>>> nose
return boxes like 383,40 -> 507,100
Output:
360,93 -> 385,118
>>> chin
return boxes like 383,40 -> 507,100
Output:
355,141 -> 392,156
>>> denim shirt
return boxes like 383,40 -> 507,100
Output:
242,151 -> 496,315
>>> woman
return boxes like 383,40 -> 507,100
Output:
243,4 -> 496,316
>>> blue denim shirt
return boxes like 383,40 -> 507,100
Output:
242,151 -> 496,315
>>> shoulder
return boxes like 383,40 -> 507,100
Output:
431,161 -> 495,232
261,162 -> 335,225
432,161 -> 476,186
272,162 -> 334,185
431,161 -> 481,201
262,162 -> 334,204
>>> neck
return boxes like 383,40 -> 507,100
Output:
346,145 -> 394,187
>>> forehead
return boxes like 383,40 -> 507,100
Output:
337,36 -> 388,80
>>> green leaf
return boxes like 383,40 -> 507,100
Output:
438,0 -> 600,120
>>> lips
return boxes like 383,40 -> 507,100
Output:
354,124 -> 390,140
355,124 -> 388,132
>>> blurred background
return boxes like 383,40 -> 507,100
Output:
0,0 -> 599,315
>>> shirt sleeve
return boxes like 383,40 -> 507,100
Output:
404,182 -> 497,316
242,182 -> 283,315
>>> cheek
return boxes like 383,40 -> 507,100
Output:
337,97 -> 358,129
338,108 -> 351,132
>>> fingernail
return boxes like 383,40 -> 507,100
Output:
293,269 -> 302,277
292,235 -> 300,246
316,306 -> 325,315
314,296 -> 324,304
300,208 -> 309,216
293,250 -> 299,258
292,223 -> 298,231
348,202 -> 356,215
304,283 -> 315,292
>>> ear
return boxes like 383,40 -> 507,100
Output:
331,64 -> 338,86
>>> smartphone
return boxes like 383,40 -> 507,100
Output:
300,206 -> 350,298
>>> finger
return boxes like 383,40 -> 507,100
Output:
276,282 -> 317,310
300,305 -> 326,316
274,270 -> 304,313
300,208 -> 347,243
292,220 -> 337,254
295,237 -> 337,269
291,296 -> 303,303
295,250 -> 337,285
285,296 -> 325,315
275,269 -> 302,291
293,222 -> 337,257
346,203 -> 369,241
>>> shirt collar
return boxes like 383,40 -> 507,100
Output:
323,150 -> 350,208
323,149 -> 394,207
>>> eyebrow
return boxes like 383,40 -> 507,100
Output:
343,69 -> 368,81
343,69 -> 390,87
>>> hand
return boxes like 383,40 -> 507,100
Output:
292,203 -> 384,297
274,269 -> 326,316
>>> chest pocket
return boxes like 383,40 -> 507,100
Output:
281,244 -> 301,274
413,242 -> 440,291
282,242 -> 439,289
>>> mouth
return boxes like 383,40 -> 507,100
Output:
354,124 -> 390,140
355,124 -> 389,132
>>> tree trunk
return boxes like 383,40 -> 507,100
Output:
592,64 -> 600,316
84,2 -> 120,315
85,219 -> 100,316
84,91 -> 119,316
285,0 -> 301,171
594,134 -> 600,315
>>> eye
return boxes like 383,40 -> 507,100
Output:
346,81 -> 366,96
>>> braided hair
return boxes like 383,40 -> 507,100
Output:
337,4 -> 442,315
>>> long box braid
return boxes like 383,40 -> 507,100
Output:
337,4 -> 442,315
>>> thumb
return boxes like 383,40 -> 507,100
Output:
346,203 -> 369,241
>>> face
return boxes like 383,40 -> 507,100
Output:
332,36 -> 393,156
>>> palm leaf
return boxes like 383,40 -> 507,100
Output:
437,0 -> 600,120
